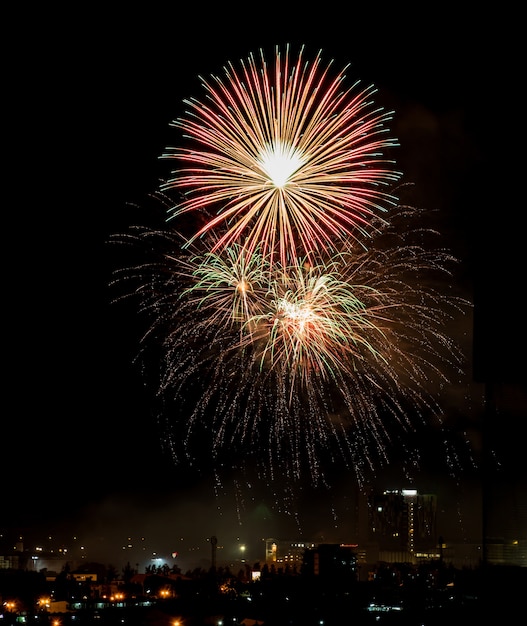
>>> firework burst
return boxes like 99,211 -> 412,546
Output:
111,46 -> 471,489
161,45 -> 401,267
111,199 -> 469,486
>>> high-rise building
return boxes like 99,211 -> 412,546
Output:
369,489 -> 438,556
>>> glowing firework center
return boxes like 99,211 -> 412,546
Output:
258,140 -> 307,189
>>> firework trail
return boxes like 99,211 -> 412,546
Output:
112,45 -> 470,487
161,45 -> 401,267
112,201 -> 468,486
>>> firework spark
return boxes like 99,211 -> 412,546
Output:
161,45 -> 401,267
111,201 -> 469,486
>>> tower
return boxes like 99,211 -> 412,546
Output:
210,535 -> 217,569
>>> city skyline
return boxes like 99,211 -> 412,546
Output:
0,485 -> 492,574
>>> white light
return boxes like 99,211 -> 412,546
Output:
258,141 -> 306,188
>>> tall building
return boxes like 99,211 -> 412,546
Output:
369,489 -> 438,559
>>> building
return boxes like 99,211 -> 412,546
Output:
264,538 -> 316,571
367,488 -> 439,563
302,543 -> 358,579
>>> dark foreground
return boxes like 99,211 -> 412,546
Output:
1,564 -> 524,625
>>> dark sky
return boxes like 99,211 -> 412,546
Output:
4,7 -> 526,567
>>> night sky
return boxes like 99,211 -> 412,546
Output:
4,6 -> 526,567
